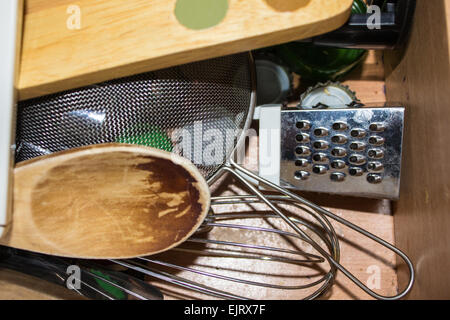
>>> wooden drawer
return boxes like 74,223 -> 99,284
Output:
1,0 -> 448,300
385,0 -> 450,300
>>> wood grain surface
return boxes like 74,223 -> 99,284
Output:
0,144 -> 210,259
385,0 -> 450,299
0,269 -> 84,300
18,0 -> 353,100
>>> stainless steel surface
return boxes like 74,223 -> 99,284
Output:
255,59 -> 291,105
16,53 -> 254,181
280,107 -> 405,199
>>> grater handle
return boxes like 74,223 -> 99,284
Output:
257,105 -> 282,187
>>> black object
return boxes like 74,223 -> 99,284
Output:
298,0 -> 416,49
0,246 -> 164,300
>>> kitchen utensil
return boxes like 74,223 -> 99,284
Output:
1,144 -> 210,259
14,52 -> 414,299
111,195 -> 340,300
15,54 -> 255,182
18,0 -> 354,100
0,245 -> 164,300
258,104 -> 405,199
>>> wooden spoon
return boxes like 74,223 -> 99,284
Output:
0,144 -> 210,259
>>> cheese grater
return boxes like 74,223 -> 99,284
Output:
258,105 -> 405,200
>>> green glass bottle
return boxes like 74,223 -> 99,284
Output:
271,0 -> 368,82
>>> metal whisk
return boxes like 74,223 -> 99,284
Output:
111,194 -> 339,300
14,52 -> 414,300
110,168 -> 413,300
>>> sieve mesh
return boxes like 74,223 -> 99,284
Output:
15,53 -> 254,179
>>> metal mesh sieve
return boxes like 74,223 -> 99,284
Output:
15,53 -> 254,180
13,52 -> 414,300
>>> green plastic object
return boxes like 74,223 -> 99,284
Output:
90,269 -> 127,300
117,125 -> 173,152
272,0 -> 368,82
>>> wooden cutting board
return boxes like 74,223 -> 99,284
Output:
18,0 -> 353,100
1,144 -> 210,259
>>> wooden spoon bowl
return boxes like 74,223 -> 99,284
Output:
0,144 -> 210,259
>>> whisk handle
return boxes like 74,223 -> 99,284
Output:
228,161 -> 415,300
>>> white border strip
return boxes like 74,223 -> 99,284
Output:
0,0 -> 23,238
257,105 -> 281,187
